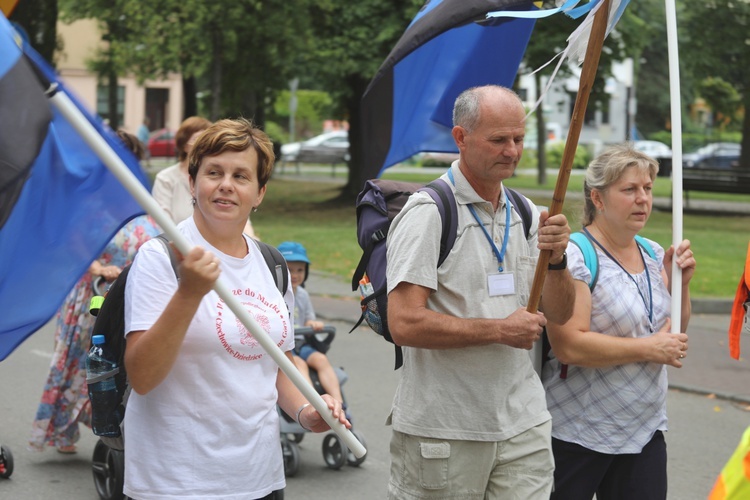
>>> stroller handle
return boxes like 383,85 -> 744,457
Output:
293,326 -> 336,355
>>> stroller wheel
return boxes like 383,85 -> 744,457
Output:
346,429 -> 367,467
287,432 -> 305,444
321,433 -> 347,470
92,439 -> 125,500
0,445 -> 13,479
282,440 -> 300,477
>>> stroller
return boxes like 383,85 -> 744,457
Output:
279,326 -> 367,477
0,444 -> 12,479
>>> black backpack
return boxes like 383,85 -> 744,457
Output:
88,235 -> 289,450
351,178 -> 532,369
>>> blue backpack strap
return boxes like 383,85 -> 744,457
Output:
570,231 -> 598,290
419,178 -> 458,267
634,234 -> 657,261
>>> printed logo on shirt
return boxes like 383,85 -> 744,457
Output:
215,288 -> 290,361
237,313 -> 270,348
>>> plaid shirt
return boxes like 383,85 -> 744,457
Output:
543,238 -> 670,454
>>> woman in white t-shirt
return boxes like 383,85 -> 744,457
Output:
123,118 -> 349,499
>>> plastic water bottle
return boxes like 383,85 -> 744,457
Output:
86,335 -> 121,437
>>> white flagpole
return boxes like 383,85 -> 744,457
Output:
49,88 -> 366,459
665,0 -> 683,333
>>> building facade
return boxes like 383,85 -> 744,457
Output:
56,19 -> 183,138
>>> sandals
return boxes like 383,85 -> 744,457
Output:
56,445 -> 77,454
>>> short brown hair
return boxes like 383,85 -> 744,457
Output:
187,118 -> 275,189
175,116 -> 212,161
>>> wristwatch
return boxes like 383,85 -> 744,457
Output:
548,252 -> 567,270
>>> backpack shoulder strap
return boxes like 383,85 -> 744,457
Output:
634,235 -> 657,261
570,231 -> 599,290
155,234 -> 179,279
253,239 -> 289,295
503,186 -> 532,239
419,178 -> 458,267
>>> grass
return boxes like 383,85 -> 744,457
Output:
253,172 -> 748,299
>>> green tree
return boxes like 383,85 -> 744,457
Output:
58,0 -> 137,128
697,76 -> 741,133
682,0 -> 750,168
521,3 -> 649,184
9,0 -> 59,64
306,0 -> 424,198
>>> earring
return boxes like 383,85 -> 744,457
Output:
192,197 -> 196,206
252,207 -> 258,213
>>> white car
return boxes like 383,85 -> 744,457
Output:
633,140 -> 672,160
633,140 -> 672,177
280,130 -> 349,164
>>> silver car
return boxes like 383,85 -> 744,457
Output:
281,130 -> 350,165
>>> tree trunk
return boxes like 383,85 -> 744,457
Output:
535,72 -> 547,185
209,28 -> 223,121
107,60 -> 119,130
183,76 -> 197,119
341,75 -> 370,200
741,90 -> 750,170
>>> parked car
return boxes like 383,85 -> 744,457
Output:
281,130 -> 349,165
633,140 -> 673,177
147,128 -> 177,158
683,142 -> 740,169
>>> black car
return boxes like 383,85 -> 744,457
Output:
683,143 -> 740,169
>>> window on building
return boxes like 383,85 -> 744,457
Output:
97,85 -> 125,126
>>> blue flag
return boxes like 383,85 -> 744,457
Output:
360,0 -> 538,180
0,14 -> 150,361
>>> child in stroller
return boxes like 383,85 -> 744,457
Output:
276,242 -> 366,475
278,242 -> 344,404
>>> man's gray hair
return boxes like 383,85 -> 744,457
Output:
452,85 -> 523,132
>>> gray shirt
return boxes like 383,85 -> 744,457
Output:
386,163 -> 549,441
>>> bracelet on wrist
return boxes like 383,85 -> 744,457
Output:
295,403 -> 311,431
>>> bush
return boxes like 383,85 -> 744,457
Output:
546,142 -> 591,170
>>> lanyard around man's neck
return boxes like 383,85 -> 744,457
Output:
448,169 -> 511,272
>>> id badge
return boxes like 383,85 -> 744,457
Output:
488,272 -> 515,296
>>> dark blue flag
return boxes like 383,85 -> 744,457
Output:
361,0 -> 539,180
0,14 -> 150,361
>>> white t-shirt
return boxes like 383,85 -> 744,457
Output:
123,216 -> 294,499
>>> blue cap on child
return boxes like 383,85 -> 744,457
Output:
278,241 -> 310,264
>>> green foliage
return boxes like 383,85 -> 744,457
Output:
270,90 -> 336,140
545,142 -> 591,170
698,77 -> 742,129
9,0 -> 59,63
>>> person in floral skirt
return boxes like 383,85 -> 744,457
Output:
28,131 -> 160,454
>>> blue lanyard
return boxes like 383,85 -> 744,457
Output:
583,227 -> 654,326
447,168 -> 511,272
